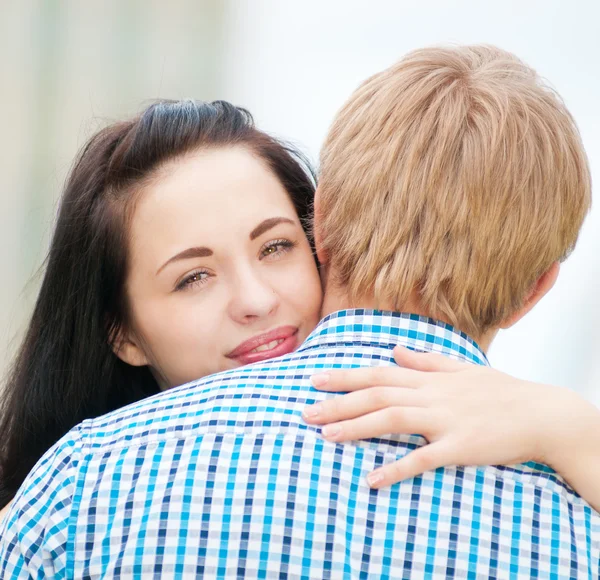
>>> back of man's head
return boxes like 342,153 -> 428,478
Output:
317,45 -> 590,338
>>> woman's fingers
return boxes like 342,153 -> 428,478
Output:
303,386 -> 423,425
392,346 -> 466,373
367,441 -> 454,488
309,349 -> 467,396
317,406 -> 432,443
310,364 -> 424,392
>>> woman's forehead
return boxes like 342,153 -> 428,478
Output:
137,147 -> 296,221
127,147 -> 300,265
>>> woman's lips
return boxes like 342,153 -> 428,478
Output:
226,325 -> 299,365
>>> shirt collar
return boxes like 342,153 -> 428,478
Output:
297,309 -> 489,366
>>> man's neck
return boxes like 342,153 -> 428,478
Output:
320,289 -> 495,353
320,284 -> 432,322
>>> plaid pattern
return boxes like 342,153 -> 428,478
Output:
1,309 -> 598,579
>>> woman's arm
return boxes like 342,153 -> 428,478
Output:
543,402 -> 600,513
302,347 -> 600,512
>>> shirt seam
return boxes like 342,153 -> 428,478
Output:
75,426 -> 585,508
66,422 -> 87,578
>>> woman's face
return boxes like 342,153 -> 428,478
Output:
119,146 -> 323,389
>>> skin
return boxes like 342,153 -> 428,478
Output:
115,146 -> 323,388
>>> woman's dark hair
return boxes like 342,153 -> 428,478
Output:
0,100 -> 316,508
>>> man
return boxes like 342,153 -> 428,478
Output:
1,45 -> 598,578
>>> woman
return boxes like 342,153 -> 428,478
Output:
0,100 -> 598,520
0,99 -> 322,512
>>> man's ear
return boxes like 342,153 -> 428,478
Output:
111,328 -> 149,367
500,262 -> 560,329
313,187 -> 328,266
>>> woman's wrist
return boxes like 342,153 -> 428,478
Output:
540,388 -> 600,475
544,395 -> 600,512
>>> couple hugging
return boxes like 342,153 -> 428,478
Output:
1,45 -> 599,578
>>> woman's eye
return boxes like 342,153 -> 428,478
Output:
260,239 -> 297,260
176,270 -> 211,291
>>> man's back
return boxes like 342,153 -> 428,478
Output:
1,310 -> 598,579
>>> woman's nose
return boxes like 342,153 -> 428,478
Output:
228,270 -> 279,323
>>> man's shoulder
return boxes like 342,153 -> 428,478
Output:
0,426 -> 83,573
80,349 -> 343,450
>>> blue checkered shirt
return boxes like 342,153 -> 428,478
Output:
1,310 -> 599,579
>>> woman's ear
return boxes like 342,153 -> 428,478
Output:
500,262 -> 560,329
111,328 -> 149,367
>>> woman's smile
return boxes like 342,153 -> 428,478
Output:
226,325 -> 300,365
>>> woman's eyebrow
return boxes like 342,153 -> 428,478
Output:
156,217 -> 295,275
156,247 -> 213,275
249,217 -> 295,241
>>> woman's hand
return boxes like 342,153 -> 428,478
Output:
302,347 -> 598,496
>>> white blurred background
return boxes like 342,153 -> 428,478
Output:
1,0 -> 599,405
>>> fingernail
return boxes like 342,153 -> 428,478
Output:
321,424 -> 341,440
367,471 -> 384,487
302,404 -> 321,420
311,373 -> 330,388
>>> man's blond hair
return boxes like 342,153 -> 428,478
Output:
318,45 -> 591,337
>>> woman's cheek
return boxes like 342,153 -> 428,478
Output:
145,299 -> 207,381
296,255 -> 323,308
281,259 -> 322,326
